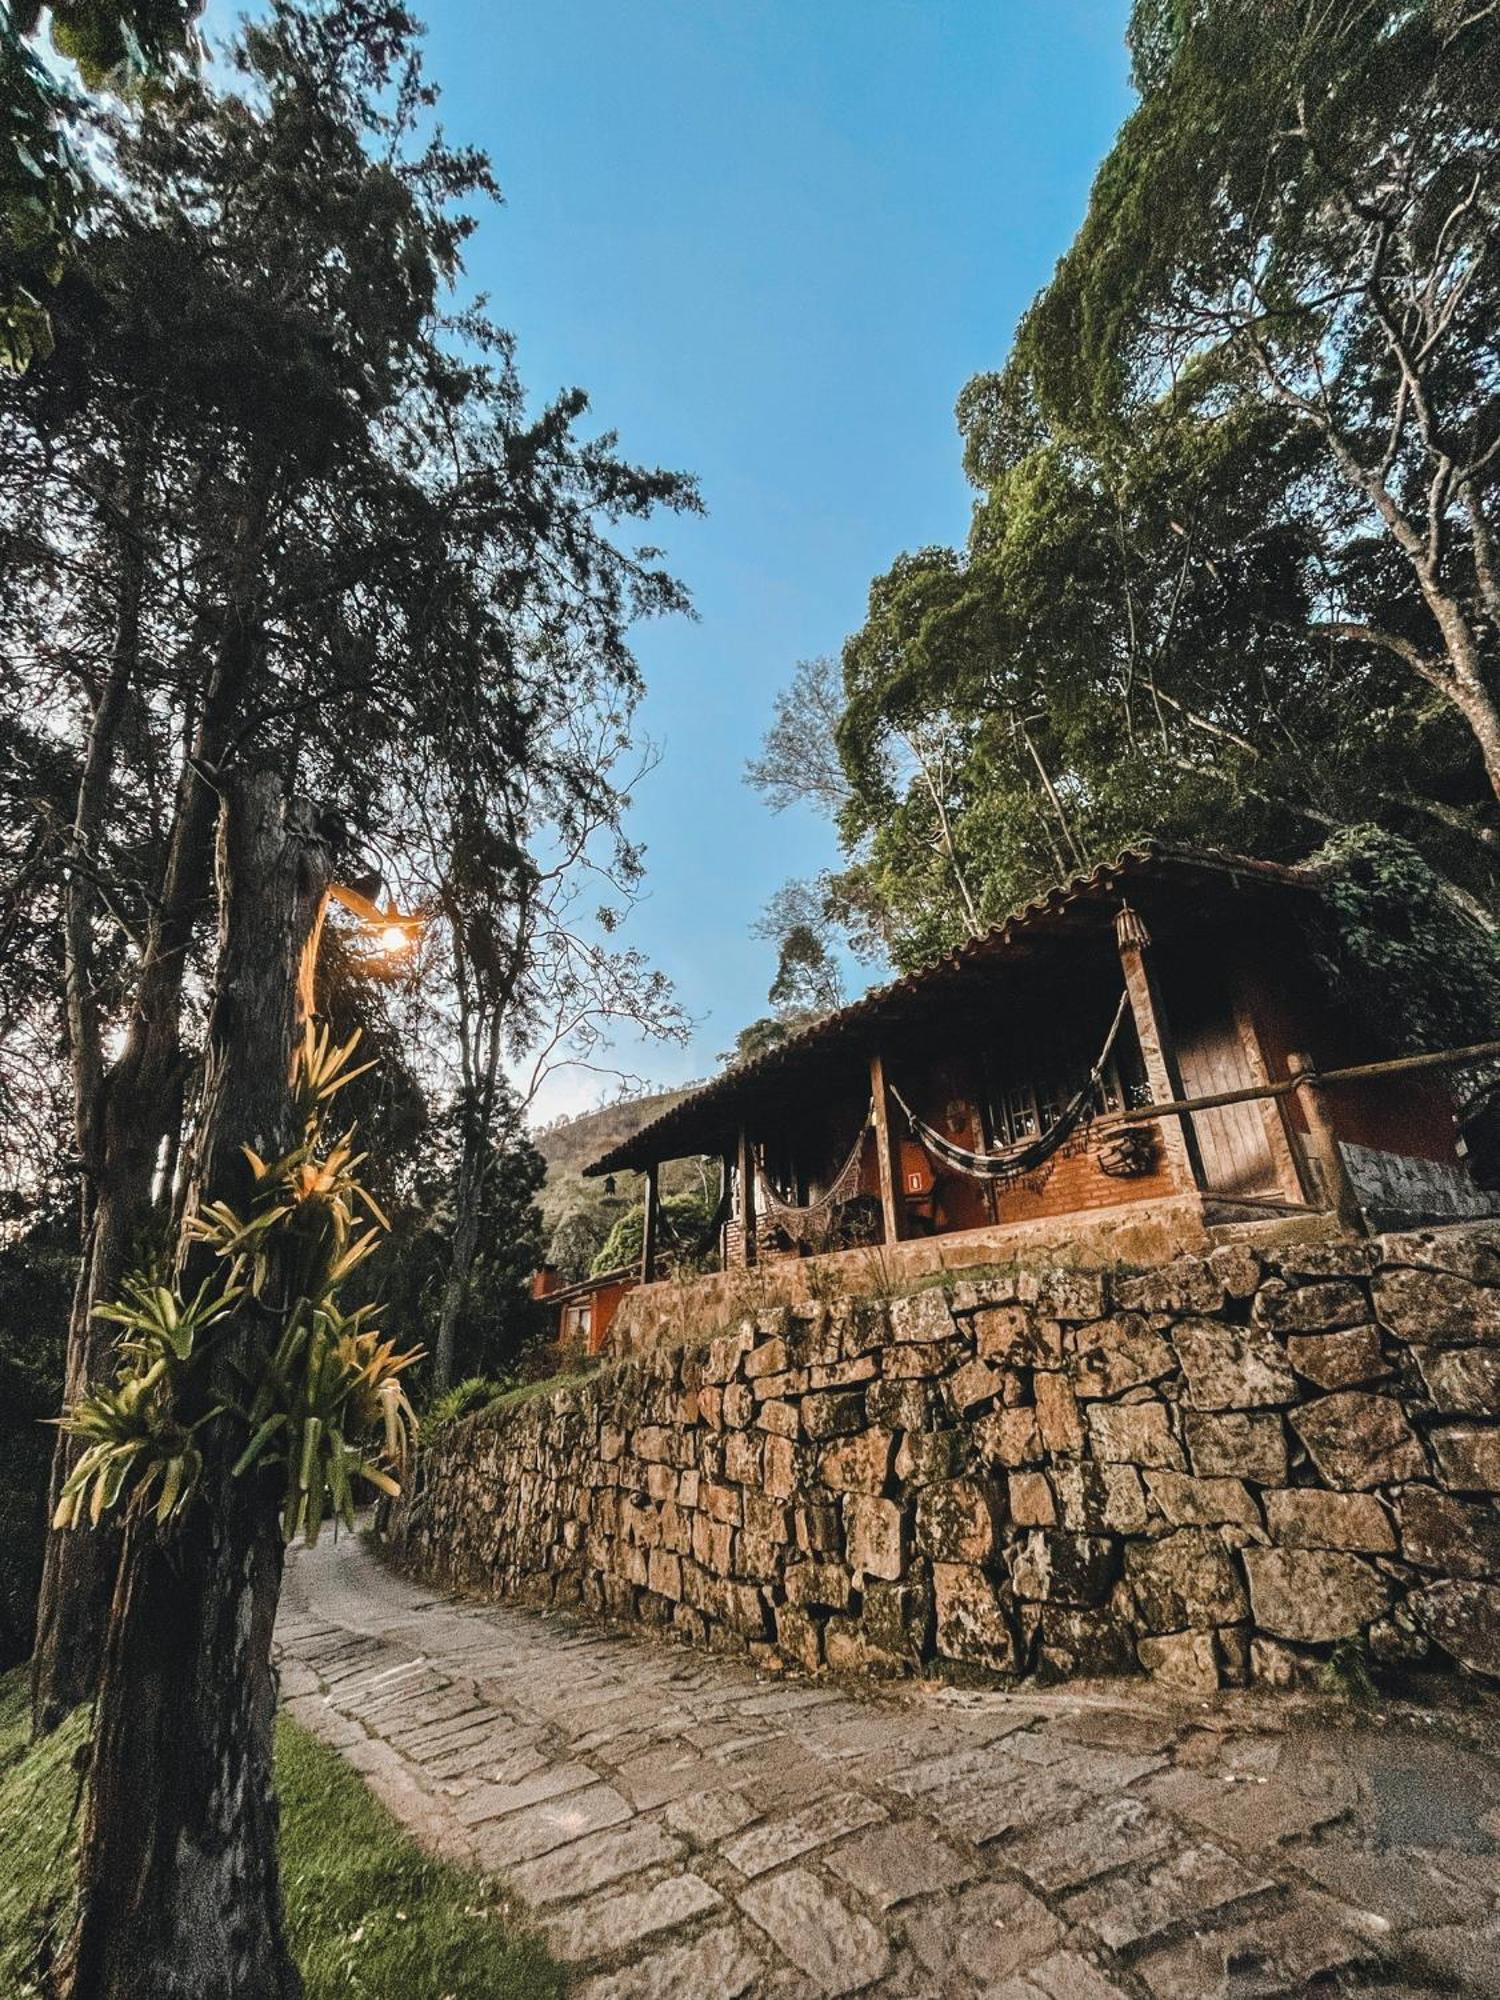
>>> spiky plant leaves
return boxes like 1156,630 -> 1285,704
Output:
54,1024 -> 422,1544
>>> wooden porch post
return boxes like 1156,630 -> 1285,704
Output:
719,1150 -> 735,1267
1288,1051 -> 1365,1234
640,1160 -> 660,1283
869,1050 -> 906,1246
1114,905 -> 1203,1193
1231,991 -> 1307,1204
735,1125 -> 757,1268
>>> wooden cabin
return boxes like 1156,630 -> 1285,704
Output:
583,847 -> 1496,1326
531,1264 -> 637,1355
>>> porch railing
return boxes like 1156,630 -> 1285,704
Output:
1105,1034 -> 1500,1126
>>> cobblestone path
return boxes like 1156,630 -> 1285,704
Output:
277,1534 -> 1500,1999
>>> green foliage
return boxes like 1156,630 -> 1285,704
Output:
234,1314 -> 419,1546
1,23 -> 83,369
752,0 -> 1500,980
13,0 -> 200,88
52,1271 -> 236,1530
1013,0 -> 1500,787
721,1014 -> 819,1068
1020,0 -> 1500,439
543,1187 -> 623,1285
0,1229 -> 72,1666
591,1189 -> 717,1276
536,1096 -> 708,1284
423,1375 -> 509,1435
477,1371 -> 591,1418
5,0 -> 697,1471
1319,1634 -> 1378,1706
828,387 -> 1495,970
0,1669 -> 565,1999
377,1087 -> 548,1380
768,922 -> 842,1015
2,0 -> 201,367
55,1024 -> 423,1546
1305,828 -> 1500,1055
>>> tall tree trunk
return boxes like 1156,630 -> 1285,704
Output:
432,1002 -> 507,1393
61,767 -> 329,2000
433,1150 -> 483,1394
1447,663 -> 1500,814
34,484 -> 267,1734
32,431 -> 151,1733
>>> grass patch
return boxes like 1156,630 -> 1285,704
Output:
0,1669 -> 565,2000
478,1372 -> 593,1418
277,1715 -> 564,1999
0,1670 -> 86,1993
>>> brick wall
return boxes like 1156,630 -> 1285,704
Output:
993,1132 -> 1178,1225
385,1221 -> 1500,1693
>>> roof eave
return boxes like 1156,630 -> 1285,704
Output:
581,844 -> 1322,1176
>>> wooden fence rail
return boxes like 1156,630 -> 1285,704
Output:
1108,1035 -> 1500,1127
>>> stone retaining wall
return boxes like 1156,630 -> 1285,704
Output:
385,1221 -> 1500,1692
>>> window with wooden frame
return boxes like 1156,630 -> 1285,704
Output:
983,1041 -> 1134,1147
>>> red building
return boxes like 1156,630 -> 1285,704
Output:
532,1265 -> 637,1355
581,847 -> 1494,1342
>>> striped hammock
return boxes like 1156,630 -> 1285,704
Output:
891,989 -> 1132,1189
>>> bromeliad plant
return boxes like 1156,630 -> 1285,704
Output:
54,1024 -> 422,1544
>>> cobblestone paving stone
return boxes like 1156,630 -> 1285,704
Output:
277,1533 -> 1500,1999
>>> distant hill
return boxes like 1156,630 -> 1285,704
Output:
532,1083 -> 714,1279
534,1084 -> 698,1179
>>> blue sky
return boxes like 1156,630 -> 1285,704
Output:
228,1 -> 1137,1119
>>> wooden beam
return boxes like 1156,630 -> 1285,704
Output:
640,1160 -> 660,1284
719,1150 -> 735,1268
1288,1050 -> 1365,1234
735,1125 -> 757,1268
1110,1035 -> 1500,1117
869,1050 -> 905,1246
1231,990 -> 1307,1205
1114,907 -> 1202,1193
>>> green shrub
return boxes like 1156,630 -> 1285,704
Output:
591,1190 -> 716,1276
1305,827 -> 1500,1056
423,1375 -> 510,1434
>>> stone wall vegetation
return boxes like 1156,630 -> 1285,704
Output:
383,1221 -> 1500,1694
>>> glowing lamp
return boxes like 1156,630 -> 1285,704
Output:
328,881 -> 425,961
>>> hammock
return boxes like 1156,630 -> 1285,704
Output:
754,1102 -> 875,1249
891,988 -> 1133,1191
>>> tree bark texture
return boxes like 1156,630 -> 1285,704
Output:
33,728 -> 226,1730
32,435 -> 152,1732
431,1004 -> 507,1394
33,484 -> 267,1734
61,768 -> 329,2000
432,1168 -> 482,1395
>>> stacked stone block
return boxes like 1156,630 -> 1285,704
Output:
386,1221 -> 1500,1691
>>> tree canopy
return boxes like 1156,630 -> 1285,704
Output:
5,0 -> 697,1737
2,0 -> 203,366
752,0 -> 1500,986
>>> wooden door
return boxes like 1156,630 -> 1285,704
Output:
1173,998 -> 1279,1198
